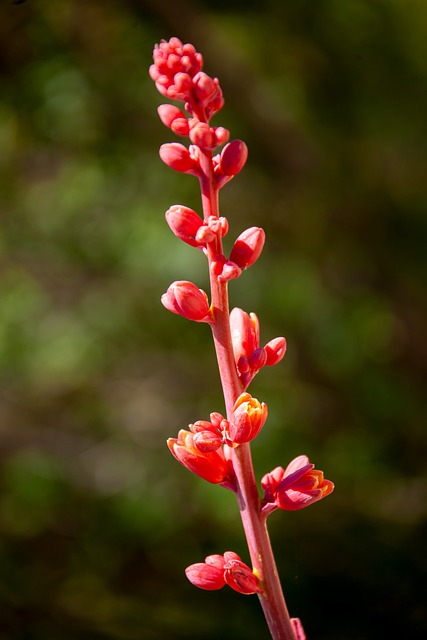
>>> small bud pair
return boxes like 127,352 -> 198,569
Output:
157,104 -> 189,136
166,205 -> 229,248
189,122 -> 230,150
185,551 -> 261,594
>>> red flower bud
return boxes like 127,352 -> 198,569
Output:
249,347 -> 268,372
193,430 -> 222,452
189,122 -> 216,149
165,205 -> 204,247
170,72 -> 193,100
219,140 -> 248,176
211,255 -> 242,282
205,554 -> 226,569
229,227 -> 265,270
193,71 -> 217,102
214,126 -> 230,145
161,281 -> 210,322
190,420 -> 217,433
229,393 -> 268,444
230,307 -> 260,364
159,143 -> 198,174
264,337 -> 287,366
185,562 -> 225,590
157,104 -> 187,129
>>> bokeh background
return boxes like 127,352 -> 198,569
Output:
1,1 -> 426,638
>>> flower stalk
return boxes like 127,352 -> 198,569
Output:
150,37 -> 333,640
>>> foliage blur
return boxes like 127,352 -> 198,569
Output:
1,1 -> 426,638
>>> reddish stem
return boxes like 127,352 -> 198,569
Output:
198,150 -> 296,640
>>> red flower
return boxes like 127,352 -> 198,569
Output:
229,393 -> 268,444
261,455 -> 334,511
167,430 -> 229,484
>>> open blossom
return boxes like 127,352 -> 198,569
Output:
167,429 -> 229,484
261,455 -> 334,511
186,552 -> 261,594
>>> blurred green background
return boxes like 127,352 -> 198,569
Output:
1,1 -> 426,638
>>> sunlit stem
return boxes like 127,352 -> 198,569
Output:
198,149 -> 296,640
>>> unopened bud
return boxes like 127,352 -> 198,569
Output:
157,104 -> 186,128
190,420 -> 216,433
189,122 -> 216,149
209,412 -> 225,428
264,337 -> 287,366
185,562 -> 225,591
193,430 -> 222,452
159,143 -> 198,174
193,71 -> 217,102
219,140 -> 248,176
229,227 -> 265,270
195,225 -> 216,244
214,127 -> 230,145
205,554 -> 226,569
230,307 -> 260,364
161,281 -> 210,322
171,72 -> 193,99
165,205 -> 204,247
249,347 -> 267,372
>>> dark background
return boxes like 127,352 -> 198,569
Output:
1,1 -> 426,638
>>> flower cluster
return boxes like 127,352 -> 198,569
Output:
167,393 -> 270,488
151,37 -> 334,640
